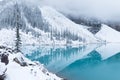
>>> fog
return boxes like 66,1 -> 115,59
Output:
39,0 -> 120,22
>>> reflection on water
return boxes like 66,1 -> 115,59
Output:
24,43 -> 120,80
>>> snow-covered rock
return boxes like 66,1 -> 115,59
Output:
0,46 -> 62,80
96,24 -> 120,43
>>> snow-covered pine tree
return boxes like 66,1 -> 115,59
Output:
14,3 -> 22,53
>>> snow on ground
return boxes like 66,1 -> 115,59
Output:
0,63 -> 6,76
0,28 -> 38,47
96,24 -> 120,43
0,27 -> 98,47
0,4 -> 101,46
0,28 -> 80,46
40,6 -> 98,44
0,46 -> 62,80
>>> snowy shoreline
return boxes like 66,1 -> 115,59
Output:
0,46 -> 62,80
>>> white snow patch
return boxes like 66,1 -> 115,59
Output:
0,28 -> 38,46
40,6 -> 98,44
0,63 -> 6,75
96,24 -> 120,43
0,46 -> 61,80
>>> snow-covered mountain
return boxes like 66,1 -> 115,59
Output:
0,1 -> 99,46
40,6 -> 98,44
96,24 -> 120,43
0,46 -> 61,80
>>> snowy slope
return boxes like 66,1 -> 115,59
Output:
0,1 -> 100,45
40,6 -> 98,44
96,24 -> 120,42
0,28 -> 39,46
0,46 -> 61,80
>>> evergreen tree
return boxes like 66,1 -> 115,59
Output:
14,3 -> 22,52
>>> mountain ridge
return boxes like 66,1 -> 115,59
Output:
0,1 -> 99,46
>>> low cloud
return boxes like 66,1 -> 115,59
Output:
40,0 -> 120,22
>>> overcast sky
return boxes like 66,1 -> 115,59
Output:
39,0 -> 120,22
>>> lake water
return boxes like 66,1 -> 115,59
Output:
24,43 -> 120,80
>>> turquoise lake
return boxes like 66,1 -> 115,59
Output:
24,43 -> 120,80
